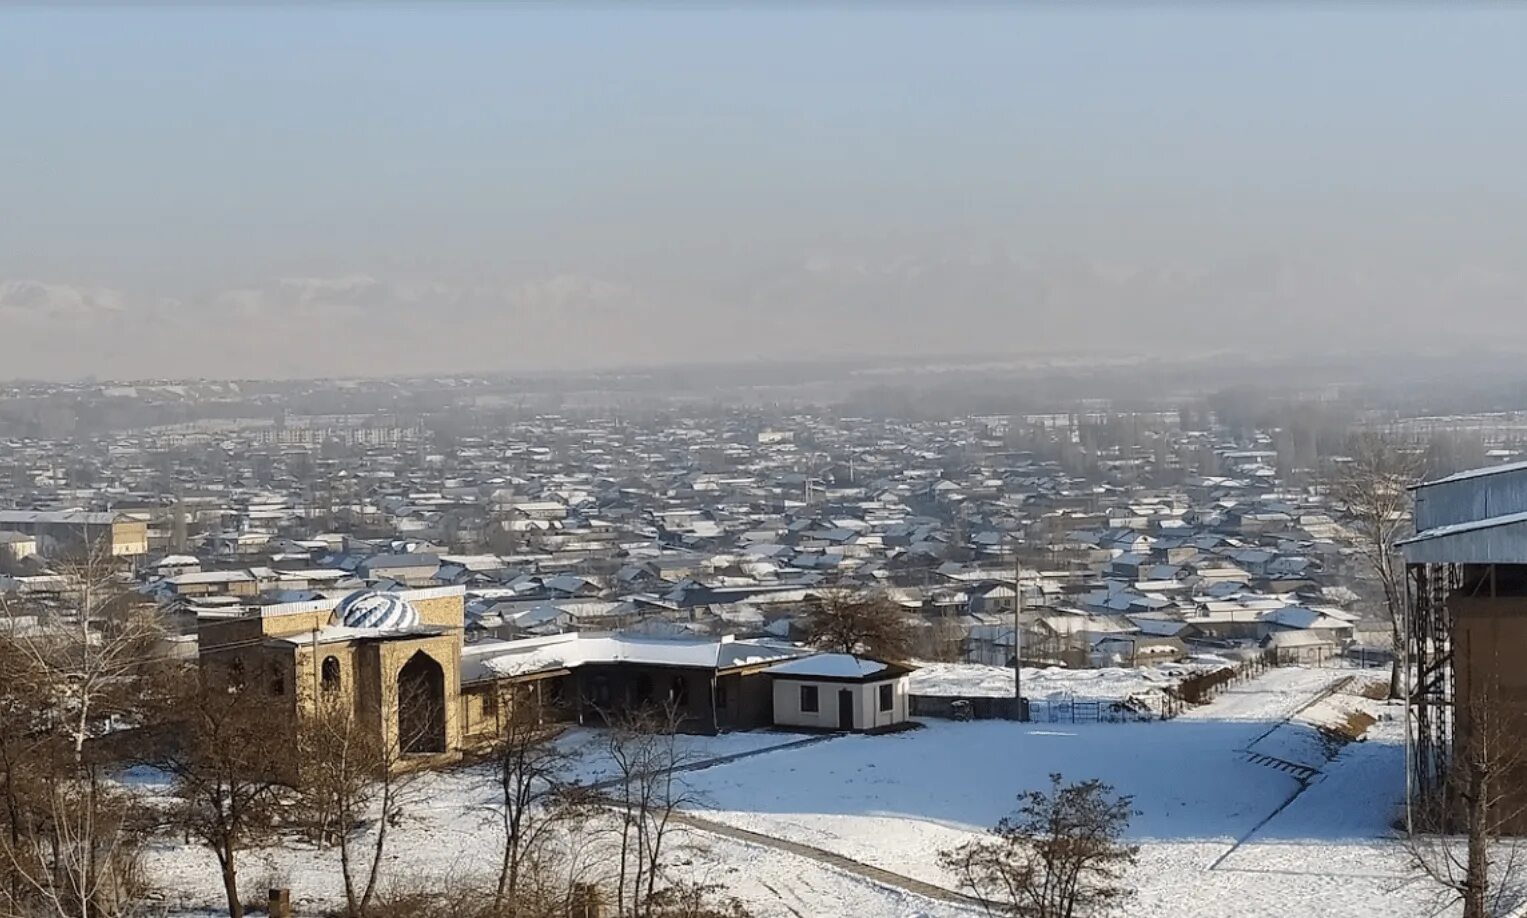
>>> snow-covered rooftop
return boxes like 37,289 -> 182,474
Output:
765,653 -> 894,680
477,632 -> 811,681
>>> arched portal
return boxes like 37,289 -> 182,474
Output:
321,656 -> 341,692
397,651 -> 446,755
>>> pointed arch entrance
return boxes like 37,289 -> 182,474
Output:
397,651 -> 446,755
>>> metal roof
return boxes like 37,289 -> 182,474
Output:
1413,460 -> 1527,490
1412,462 -> 1527,533
0,510 -> 123,526
1399,511 -> 1527,565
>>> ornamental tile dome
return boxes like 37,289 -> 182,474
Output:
333,590 -> 421,631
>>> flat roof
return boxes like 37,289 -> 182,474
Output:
0,510 -> 123,525
479,633 -> 811,680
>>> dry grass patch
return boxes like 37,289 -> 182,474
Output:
1356,679 -> 1390,701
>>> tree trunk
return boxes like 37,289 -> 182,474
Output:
495,829 -> 511,903
495,803 -> 516,904
1464,764 -> 1490,918
219,848 -> 245,918
339,821 -> 359,918
616,807 -> 631,916
360,781 -> 393,916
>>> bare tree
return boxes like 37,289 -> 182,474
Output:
12,541 -> 164,762
803,589 -> 914,661
293,697 -> 375,911
294,694 -> 432,917
940,773 -> 1139,918
601,700 -> 705,918
155,676 -> 287,918
481,684 -> 581,910
485,508 -> 523,558
644,880 -> 753,918
1333,434 -> 1420,699
917,610 -> 967,663
1405,659 -> 1527,918
0,538 -> 163,918
1,762 -> 149,918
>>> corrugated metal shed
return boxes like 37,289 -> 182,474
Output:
1400,511 -> 1527,564
1412,462 -> 1527,532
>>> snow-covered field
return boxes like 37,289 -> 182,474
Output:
143,666 -> 1454,918
678,667 -> 1435,918
908,660 -> 1223,702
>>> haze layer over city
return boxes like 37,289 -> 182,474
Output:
6,5 -> 1527,379
6,6 -> 1527,918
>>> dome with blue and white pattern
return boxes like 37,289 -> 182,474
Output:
332,590 -> 421,631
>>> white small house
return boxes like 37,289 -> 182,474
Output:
0,531 -> 37,563
1262,629 -> 1336,665
767,654 -> 915,733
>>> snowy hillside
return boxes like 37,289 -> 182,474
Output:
138,665 -> 1446,918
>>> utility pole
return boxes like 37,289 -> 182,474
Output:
1013,536 -> 1026,721
1402,564 -> 1414,836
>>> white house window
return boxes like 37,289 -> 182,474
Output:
800,685 -> 819,713
878,683 -> 893,713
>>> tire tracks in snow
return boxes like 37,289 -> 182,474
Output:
757,881 -> 807,918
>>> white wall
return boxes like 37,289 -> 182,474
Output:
773,678 -> 849,730
0,537 -> 37,561
772,675 -> 910,731
860,675 -> 910,731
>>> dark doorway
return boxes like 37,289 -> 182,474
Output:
838,688 -> 854,731
321,655 -> 341,693
398,651 -> 446,755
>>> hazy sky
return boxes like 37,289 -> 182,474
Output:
4,4 -> 1527,380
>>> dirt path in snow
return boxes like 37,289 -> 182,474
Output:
1208,673 -> 1358,873
669,810 -> 986,911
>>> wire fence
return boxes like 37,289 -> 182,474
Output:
1159,650 -> 1281,720
911,650 -> 1291,724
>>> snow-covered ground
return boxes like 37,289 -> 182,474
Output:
683,666 -> 1439,918
911,661 -> 1190,701
142,666 -> 1453,918
909,658 -> 1236,719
